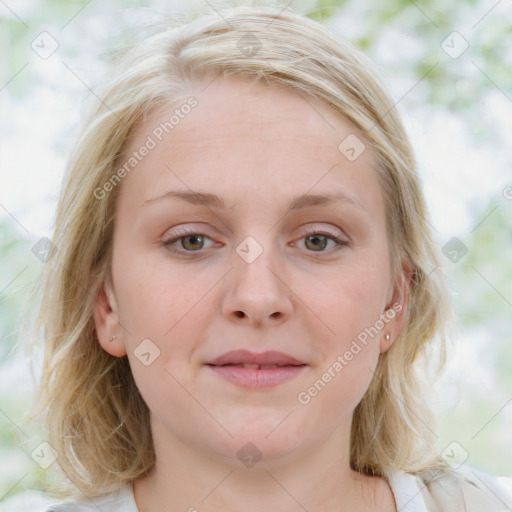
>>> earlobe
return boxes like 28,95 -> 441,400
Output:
379,260 -> 412,353
380,330 -> 393,353
93,278 -> 127,357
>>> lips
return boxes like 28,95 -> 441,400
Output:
205,349 -> 308,388
206,349 -> 306,368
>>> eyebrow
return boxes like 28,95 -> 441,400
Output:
144,190 -> 366,212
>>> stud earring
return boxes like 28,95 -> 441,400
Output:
384,332 -> 390,341
109,335 -> 116,342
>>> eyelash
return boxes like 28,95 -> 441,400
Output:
162,228 -> 349,257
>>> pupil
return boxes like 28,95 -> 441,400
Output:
307,234 -> 327,251
184,235 -> 203,250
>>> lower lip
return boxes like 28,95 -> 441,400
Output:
207,365 -> 308,388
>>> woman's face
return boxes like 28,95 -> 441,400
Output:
95,77 -> 408,467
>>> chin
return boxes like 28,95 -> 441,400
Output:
211,419 -> 309,467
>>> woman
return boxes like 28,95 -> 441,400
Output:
12,4 -> 512,512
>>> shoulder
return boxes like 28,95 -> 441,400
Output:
407,465 -> 512,512
0,482 -> 137,512
0,489 -> 58,511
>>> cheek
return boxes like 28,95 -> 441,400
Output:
298,295 -> 382,421
113,251 -> 208,339
307,258 -> 389,336
305,353 -> 378,423
298,260 -> 386,400
112,255 -> 217,400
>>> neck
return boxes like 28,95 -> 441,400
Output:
133,416 -> 394,512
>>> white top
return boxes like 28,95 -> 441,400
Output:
2,467 -> 511,511
388,472 -> 427,511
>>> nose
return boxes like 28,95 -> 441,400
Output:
221,237 -> 293,328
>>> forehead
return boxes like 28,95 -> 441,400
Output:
117,76 -> 383,215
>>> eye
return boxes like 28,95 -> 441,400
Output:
162,228 -> 215,254
162,227 -> 349,256
297,230 -> 349,254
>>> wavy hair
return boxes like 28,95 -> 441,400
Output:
30,4 -> 453,498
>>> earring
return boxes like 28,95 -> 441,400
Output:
109,335 -> 116,342
384,332 -> 390,341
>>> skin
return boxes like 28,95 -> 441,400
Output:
94,76 -> 410,512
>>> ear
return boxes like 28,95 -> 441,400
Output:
93,275 -> 127,357
379,259 -> 413,353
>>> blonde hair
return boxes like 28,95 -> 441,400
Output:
31,4 -> 453,499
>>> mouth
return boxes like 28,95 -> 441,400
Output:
208,363 -> 304,370
205,350 -> 309,388
206,349 -> 306,367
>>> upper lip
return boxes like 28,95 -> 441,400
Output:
206,350 -> 306,366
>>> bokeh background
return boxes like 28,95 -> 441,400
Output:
1,0 -> 511,504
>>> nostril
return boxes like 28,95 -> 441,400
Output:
235,311 -> 245,318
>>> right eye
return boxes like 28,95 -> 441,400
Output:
162,228 -> 215,254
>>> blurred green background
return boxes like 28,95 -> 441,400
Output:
1,0 -> 511,504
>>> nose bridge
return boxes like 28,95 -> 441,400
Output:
221,229 -> 293,325
234,230 -> 282,294
229,202 -> 279,269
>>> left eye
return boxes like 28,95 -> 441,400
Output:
298,231 -> 348,252
162,228 -> 348,255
